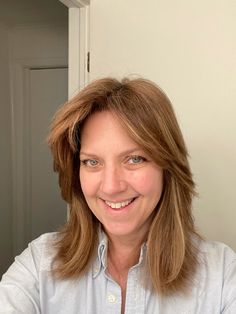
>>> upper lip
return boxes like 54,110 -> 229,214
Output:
100,197 -> 136,203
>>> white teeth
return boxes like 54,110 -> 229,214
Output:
105,198 -> 133,209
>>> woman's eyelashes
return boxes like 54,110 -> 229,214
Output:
80,159 -> 99,167
80,155 -> 148,168
126,155 -> 147,165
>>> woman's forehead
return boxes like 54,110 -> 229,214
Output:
80,110 -> 144,155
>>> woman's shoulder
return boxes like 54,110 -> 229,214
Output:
26,232 -> 59,254
0,232 -> 62,312
27,232 -> 61,268
195,237 -> 236,280
4,232 -> 61,276
198,238 -> 236,261
30,231 -> 59,248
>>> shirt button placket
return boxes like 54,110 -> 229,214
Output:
106,280 -> 121,313
125,269 -> 145,314
107,293 -> 117,303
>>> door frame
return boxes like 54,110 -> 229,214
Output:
59,0 -> 90,97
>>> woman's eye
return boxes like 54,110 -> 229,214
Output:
128,155 -> 146,164
81,159 -> 99,167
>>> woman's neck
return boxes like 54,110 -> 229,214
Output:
107,233 -> 145,273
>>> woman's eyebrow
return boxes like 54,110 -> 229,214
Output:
80,147 -> 143,157
117,148 -> 143,157
79,151 -> 99,157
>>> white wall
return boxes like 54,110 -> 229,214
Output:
90,0 -> 236,249
0,23 -> 12,274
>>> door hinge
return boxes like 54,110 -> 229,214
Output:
87,52 -> 90,73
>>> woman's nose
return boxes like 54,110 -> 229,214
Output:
100,165 -> 127,195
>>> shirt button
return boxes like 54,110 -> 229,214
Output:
107,293 -> 117,303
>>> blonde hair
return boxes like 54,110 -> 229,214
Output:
48,77 -> 199,294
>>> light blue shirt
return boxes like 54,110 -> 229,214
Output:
0,231 -> 236,313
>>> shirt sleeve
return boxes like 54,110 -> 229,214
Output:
0,236 -> 45,314
222,248 -> 236,314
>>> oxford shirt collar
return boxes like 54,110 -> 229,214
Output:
92,226 -> 147,278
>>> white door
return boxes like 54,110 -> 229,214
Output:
28,67 -> 68,240
89,0 -> 236,250
10,25 -> 68,255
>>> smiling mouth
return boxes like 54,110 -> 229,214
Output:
104,198 -> 136,209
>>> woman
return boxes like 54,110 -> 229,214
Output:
0,77 -> 235,313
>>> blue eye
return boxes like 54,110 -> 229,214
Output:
81,159 -> 99,167
128,155 -> 145,164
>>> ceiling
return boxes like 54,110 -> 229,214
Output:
0,0 -> 67,27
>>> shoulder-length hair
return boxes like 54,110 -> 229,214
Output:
48,77 -> 199,295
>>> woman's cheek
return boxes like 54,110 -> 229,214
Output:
80,171 -> 97,196
131,167 -> 163,194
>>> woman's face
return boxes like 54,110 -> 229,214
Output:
79,110 -> 163,242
